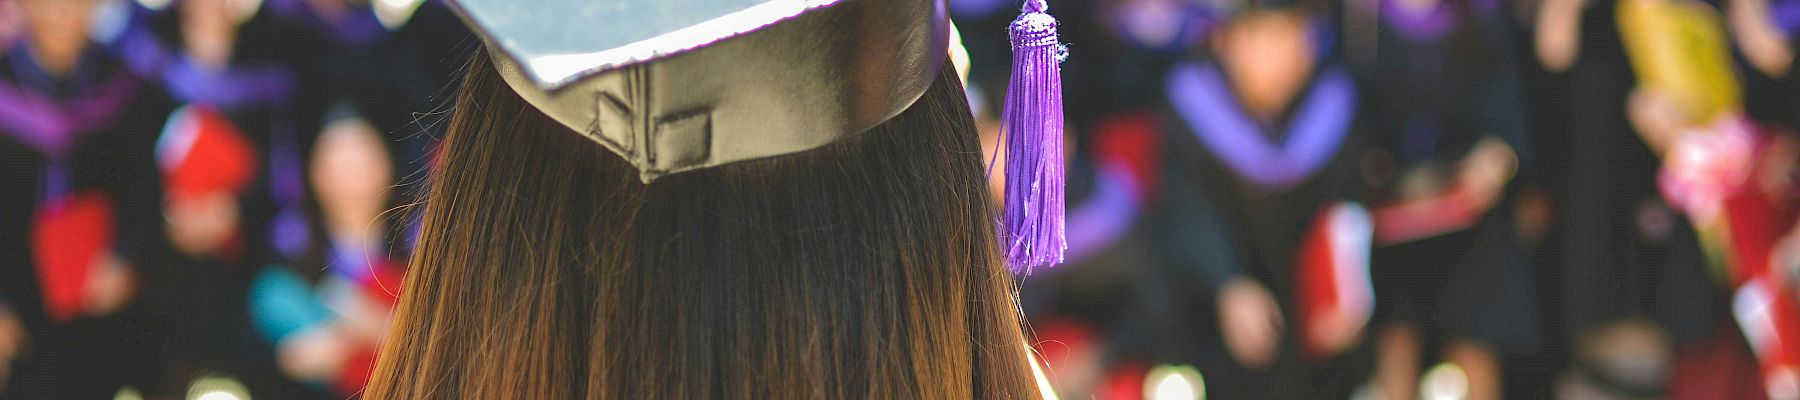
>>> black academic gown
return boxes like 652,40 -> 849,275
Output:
0,43 -> 175,399
122,6 -> 333,397
1149,59 -> 1371,399
1350,2 -> 1542,359
1555,0 -> 1718,346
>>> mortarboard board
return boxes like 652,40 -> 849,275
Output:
446,0 -> 952,182
445,0 -> 1070,270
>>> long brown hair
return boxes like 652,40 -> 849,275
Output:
364,48 -> 1040,398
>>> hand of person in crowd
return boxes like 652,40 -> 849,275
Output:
1459,137 -> 1519,213
1627,87 -> 1692,155
1219,277 -> 1284,369
1305,304 -> 1367,358
0,305 -> 26,393
84,252 -> 137,317
1729,0 -> 1795,78
1536,0 -> 1586,72
278,324 -> 351,383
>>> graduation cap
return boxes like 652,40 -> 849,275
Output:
446,0 -> 1070,271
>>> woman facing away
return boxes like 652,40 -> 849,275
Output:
364,0 -> 1067,397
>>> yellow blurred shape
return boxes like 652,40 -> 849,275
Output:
1618,0 -> 1741,124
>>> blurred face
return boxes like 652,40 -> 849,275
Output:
166,190 -> 241,258
310,118 -> 393,238
18,0 -> 97,77
181,0 -> 245,69
1214,10 -> 1315,121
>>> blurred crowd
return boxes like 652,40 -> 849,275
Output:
0,0 -> 1798,399
981,0 -> 1800,399
0,0 -> 462,398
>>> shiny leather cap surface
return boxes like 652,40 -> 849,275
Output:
447,0 -> 949,182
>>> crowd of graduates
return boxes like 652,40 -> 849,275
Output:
0,0 -> 462,397
969,0 -> 1800,398
1,0 -> 1799,399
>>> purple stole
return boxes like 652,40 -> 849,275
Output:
0,50 -> 142,158
0,47 -> 144,199
1165,62 -> 1355,190
112,23 -> 296,110
1774,0 -> 1800,38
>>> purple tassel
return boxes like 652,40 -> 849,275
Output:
1001,0 -> 1067,273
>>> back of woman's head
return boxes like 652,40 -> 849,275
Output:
365,48 -> 1039,399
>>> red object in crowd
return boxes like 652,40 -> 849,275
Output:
1295,202 -> 1375,362
1370,188 -> 1487,245
1670,322 -> 1770,400
359,258 -> 407,308
1100,361 -> 1150,400
1720,131 -> 1800,286
1033,317 -> 1098,374
1091,111 -> 1163,203
157,105 -> 257,202
334,345 -> 380,396
30,191 -> 115,323
342,256 -> 405,395
1735,278 -> 1800,400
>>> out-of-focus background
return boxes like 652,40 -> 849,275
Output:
0,0 -> 1797,399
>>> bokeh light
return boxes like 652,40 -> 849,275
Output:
1144,364 -> 1205,400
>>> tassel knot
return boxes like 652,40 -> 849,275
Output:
1010,12 -> 1059,47
1000,0 -> 1068,273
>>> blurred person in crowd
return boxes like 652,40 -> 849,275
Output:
270,0 -> 467,184
249,103 -> 403,398
364,0 -> 1056,397
1149,0 -> 1375,397
0,0 -> 175,396
145,104 -> 267,396
1621,1 -> 1800,398
1345,0 -> 1539,398
1728,0 -> 1800,319
1527,0 -> 1761,398
118,2 -> 337,393
113,0 -> 334,265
